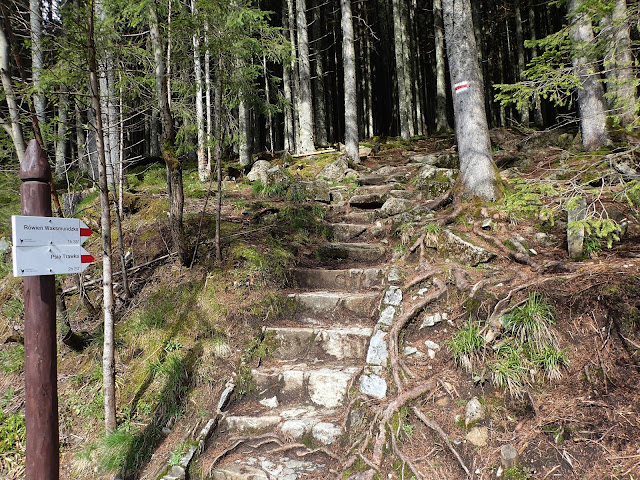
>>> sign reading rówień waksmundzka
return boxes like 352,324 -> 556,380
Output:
11,215 -> 95,277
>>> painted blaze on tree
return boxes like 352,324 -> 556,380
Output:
443,0 -> 501,202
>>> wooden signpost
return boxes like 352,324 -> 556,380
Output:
13,140 -> 95,480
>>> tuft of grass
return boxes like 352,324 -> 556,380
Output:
490,343 -> 527,398
251,181 -> 288,198
502,292 -> 556,351
447,321 -> 485,373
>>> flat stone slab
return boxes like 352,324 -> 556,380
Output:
253,365 -> 360,408
330,223 -> 367,242
222,415 -> 282,433
289,291 -> 379,317
212,463 -> 269,480
318,243 -> 386,263
294,267 -> 386,291
264,326 -> 373,361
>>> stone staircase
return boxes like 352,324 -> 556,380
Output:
207,161 -> 431,479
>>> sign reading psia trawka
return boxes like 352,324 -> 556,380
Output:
11,215 -> 95,277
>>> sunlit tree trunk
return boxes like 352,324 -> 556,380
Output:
569,0 -> 609,150
30,0 -> 45,128
433,0 -> 449,132
192,0 -> 207,181
295,0 -> 315,153
341,0 -> 358,163
312,2 -> 327,147
55,92 -> 68,180
443,0 -> 501,201
87,0 -> 116,433
0,26 -> 26,162
392,0 -> 410,139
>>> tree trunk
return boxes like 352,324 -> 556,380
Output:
433,0 -> 449,132
0,26 -> 26,162
214,65 -> 223,261
286,0 -> 300,152
55,92 -> 68,180
341,0 -> 358,163
87,0 -> 117,433
604,0 -> 637,128
205,23 -> 212,172
282,1 -> 295,152
312,2 -> 327,147
192,0 -> 207,181
514,4 -> 529,126
30,0 -> 46,128
569,0 -> 609,150
295,0 -> 315,154
149,5 -> 189,265
263,56 -> 274,152
392,0 -> 410,139
238,98 -> 251,167
528,2 -> 544,127
75,103 -> 89,175
443,0 -> 501,201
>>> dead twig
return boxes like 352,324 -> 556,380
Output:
390,429 -> 424,480
411,406 -> 471,478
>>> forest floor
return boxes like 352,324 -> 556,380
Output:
0,128 -> 639,480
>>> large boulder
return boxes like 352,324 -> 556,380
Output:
378,197 -> 414,217
318,157 -> 349,181
289,179 -> 331,203
246,160 -> 271,183
438,229 -> 496,266
266,165 -> 291,188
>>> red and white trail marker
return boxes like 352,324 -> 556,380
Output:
11,215 -> 95,277
454,81 -> 470,94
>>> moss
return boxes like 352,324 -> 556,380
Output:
504,465 -> 530,480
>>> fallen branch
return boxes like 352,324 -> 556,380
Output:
412,406 -> 471,477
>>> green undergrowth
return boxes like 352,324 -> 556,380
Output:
0,389 -> 25,475
449,293 -> 569,398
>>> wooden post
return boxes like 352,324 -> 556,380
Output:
20,139 -> 59,480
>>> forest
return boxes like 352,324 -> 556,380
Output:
1,0 -> 640,479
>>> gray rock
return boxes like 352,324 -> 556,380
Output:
330,223 -> 367,242
424,340 -> 440,350
359,372 -> 387,399
311,422 -> 342,445
266,165 -> 291,188
366,331 -> 388,366
378,197 -> 414,217
223,415 -> 282,433
403,346 -> 418,356
259,396 -> 279,409
378,306 -> 396,328
281,418 -> 317,439
410,153 -> 439,165
383,286 -> 402,306
359,146 -> 372,158
246,160 -> 271,183
307,367 -> 356,408
387,268 -> 403,283
567,196 -> 587,259
291,179 -> 331,203
212,463 -> 268,480
466,426 -> 489,447
439,229 -> 496,266
465,397 -> 485,426
318,157 -> 349,181
318,243 -> 386,263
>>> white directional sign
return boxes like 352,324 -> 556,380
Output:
11,215 -> 95,277
12,245 -> 95,277
12,216 -> 93,246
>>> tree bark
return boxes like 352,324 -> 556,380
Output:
0,25 -> 26,162
282,1 -> 295,152
87,0 -> 117,433
192,0 -> 208,181
569,0 -> 609,150
443,0 -> 501,201
238,98 -> 251,167
341,0 -> 358,163
392,0 -> 410,139
295,0 -> 315,154
312,1 -> 327,147
528,2 -> 544,127
214,64 -> 223,261
30,0 -> 46,128
433,0 -> 449,132
149,5 -> 189,265
514,4 -> 529,126
55,92 -> 69,180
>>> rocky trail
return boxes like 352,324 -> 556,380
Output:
142,135 -> 640,480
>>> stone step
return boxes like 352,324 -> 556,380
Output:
317,242 -> 387,263
327,222 -> 386,242
289,291 -> 379,318
293,267 -> 387,291
212,453 -> 330,479
253,364 -> 360,409
348,184 -> 396,209
264,326 -> 373,362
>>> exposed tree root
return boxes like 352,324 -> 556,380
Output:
473,221 -> 537,267
390,429 -> 424,480
390,278 -> 447,391
412,406 -> 470,477
425,189 -> 453,211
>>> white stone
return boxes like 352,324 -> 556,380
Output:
384,286 -> 403,306
359,373 -> 387,399
366,331 -> 388,366
378,306 -> 396,327
307,368 -> 355,408
427,349 -> 436,359
212,463 -> 268,480
403,346 -> 418,356
387,268 -> 402,283
282,369 -> 304,393
424,340 -> 440,350
223,415 -> 281,433
281,418 -> 317,439
417,287 -> 429,296
259,396 -> 279,409
465,397 -> 486,426
311,422 -> 342,445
